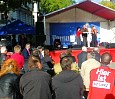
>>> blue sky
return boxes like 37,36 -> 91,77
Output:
75,0 -> 102,3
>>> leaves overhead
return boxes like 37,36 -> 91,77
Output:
0,0 -> 75,13
100,1 -> 115,10
39,0 -> 74,14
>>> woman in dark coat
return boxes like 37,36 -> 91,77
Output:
20,49 -> 52,99
0,59 -> 22,99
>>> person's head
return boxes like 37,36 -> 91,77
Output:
25,43 -> 30,50
14,45 -> 21,53
87,51 -> 95,59
60,52 -> 67,60
31,48 -> 40,58
82,46 -> 87,52
92,26 -> 96,29
93,47 -> 99,53
77,27 -> 81,31
44,49 -> 50,56
28,49 -> 42,70
101,52 -> 112,65
60,56 -> 73,70
0,59 -> 20,77
1,46 -> 7,54
66,49 -> 72,56
37,46 -> 43,52
83,25 -> 87,28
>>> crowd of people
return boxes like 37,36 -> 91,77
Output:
0,43 -> 115,99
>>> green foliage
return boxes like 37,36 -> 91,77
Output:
39,0 -> 74,14
100,1 -> 115,10
0,0 -> 75,14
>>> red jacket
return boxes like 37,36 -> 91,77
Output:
88,66 -> 115,99
11,53 -> 24,69
76,31 -> 82,37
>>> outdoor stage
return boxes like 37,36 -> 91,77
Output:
50,47 -> 115,63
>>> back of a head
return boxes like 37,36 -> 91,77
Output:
37,46 -> 42,50
1,46 -> 7,53
93,47 -> 99,53
101,52 -> 112,65
66,49 -> 72,56
44,49 -> 49,56
87,51 -> 96,59
0,59 -> 20,77
60,52 -> 67,59
60,56 -> 73,70
28,49 -> 41,70
82,46 -> 87,52
31,48 -> 40,58
14,45 -> 21,53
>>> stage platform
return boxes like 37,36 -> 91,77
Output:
50,47 -> 115,63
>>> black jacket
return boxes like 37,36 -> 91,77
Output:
22,48 -> 30,59
0,73 -> 22,99
52,70 -> 84,99
94,51 -> 101,62
20,68 -> 52,99
77,51 -> 87,69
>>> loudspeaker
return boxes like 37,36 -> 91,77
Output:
106,43 -> 115,48
72,45 -> 82,50
36,22 -> 44,35
36,35 -> 46,46
101,42 -> 108,47
54,39 -> 61,49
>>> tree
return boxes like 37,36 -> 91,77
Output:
0,0 -> 35,21
100,1 -> 115,10
39,0 -> 75,14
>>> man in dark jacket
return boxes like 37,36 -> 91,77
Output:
77,46 -> 87,69
20,49 -> 52,99
52,56 -> 84,99
93,47 -> 101,62
21,43 -> 30,73
22,43 -> 31,59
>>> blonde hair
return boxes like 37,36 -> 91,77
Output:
0,59 -> 20,77
14,45 -> 21,53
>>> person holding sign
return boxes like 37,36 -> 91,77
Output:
88,52 -> 115,99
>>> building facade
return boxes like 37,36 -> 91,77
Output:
0,3 -> 34,28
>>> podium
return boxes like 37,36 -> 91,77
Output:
83,32 -> 92,47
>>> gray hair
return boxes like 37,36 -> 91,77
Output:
87,51 -> 95,59
82,46 -> 87,52
1,46 -> 7,53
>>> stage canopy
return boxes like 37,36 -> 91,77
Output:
45,0 -> 115,45
0,20 -> 35,35
46,0 -> 115,21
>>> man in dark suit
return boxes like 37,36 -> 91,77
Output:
22,43 -> 31,73
77,46 -> 87,69
93,47 -> 101,62
22,43 -> 31,59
